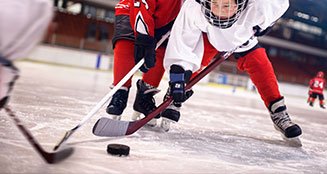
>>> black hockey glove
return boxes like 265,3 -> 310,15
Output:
134,32 -> 156,73
169,65 -> 193,106
253,25 -> 273,37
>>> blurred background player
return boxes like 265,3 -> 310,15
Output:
163,0 -> 302,140
308,71 -> 326,109
0,0 -> 53,110
105,0 -> 182,126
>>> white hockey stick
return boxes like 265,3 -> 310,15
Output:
53,31 -> 171,150
4,106 -> 74,164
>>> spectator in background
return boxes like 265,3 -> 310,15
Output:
0,0 -> 53,110
308,71 -> 326,109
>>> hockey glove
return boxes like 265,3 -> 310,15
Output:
0,57 -> 19,110
134,32 -> 156,73
169,65 -> 193,106
253,25 -> 273,37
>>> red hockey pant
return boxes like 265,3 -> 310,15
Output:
112,39 -> 165,88
237,48 -> 282,107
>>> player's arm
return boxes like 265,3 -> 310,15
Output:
133,0 -> 156,72
235,0 -> 289,56
163,1 -> 203,104
253,0 -> 289,36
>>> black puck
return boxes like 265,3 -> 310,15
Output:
107,144 -> 130,156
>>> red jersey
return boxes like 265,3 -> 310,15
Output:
130,0 -> 183,37
309,77 -> 326,94
115,0 -> 131,16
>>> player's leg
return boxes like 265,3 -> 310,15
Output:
160,33 -> 218,131
106,39 -> 134,119
307,91 -> 312,103
132,46 -> 165,125
309,93 -> 317,107
309,92 -> 319,106
236,46 -> 302,138
318,94 -> 325,109
106,14 -> 135,120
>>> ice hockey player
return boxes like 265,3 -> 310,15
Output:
308,71 -> 326,109
106,0 -> 218,130
0,0 -> 53,110
163,0 -> 302,139
105,0 -> 183,126
105,0 -> 135,120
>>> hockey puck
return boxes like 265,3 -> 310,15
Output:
107,144 -> 130,156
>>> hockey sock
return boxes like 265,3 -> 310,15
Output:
191,33 -> 218,79
320,100 -> 324,105
142,47 -> 165,87
112,40 -> 135,88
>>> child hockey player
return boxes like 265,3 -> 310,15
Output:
163,0 -> 302,139
308,71 -> 326,109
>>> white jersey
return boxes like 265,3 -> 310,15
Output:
164,0 -> 289,72
0,0 -> 53,61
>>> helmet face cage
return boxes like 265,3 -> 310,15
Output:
200,0 -> 248,29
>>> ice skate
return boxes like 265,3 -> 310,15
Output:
132,79 -> 160,126
320,104 -> 325,109
160,104 -> 181,132
269,97 -> 302,147
0,58 -> 20,109
309,102 -> 313,107
106,87 -> 129,120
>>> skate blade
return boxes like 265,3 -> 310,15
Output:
146,119 -> 157,127
160,118 -> 173,132
132,111 -> 157,127
131,111 -> 141,121
143,125 -> 167,133
273,125 -> 302,147
108,114 -> 121,120
281,135 -> 302,147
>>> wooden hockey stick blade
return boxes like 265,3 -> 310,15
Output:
93,55 -> 227,137
4,106 -> 74,164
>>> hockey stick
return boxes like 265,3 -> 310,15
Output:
53,31 -> 171,150
92,36 -> 249,137
4,106 -> 74,164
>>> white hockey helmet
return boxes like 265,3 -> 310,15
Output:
199,0 -> 248,29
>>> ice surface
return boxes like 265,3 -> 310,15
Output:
1,61 -> 326,173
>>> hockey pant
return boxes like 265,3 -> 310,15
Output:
188,36 -> 281,108
191,33 -> 219,78
308,92 -> 325,105
112,39 -> 165,88
237,48 -> 282,107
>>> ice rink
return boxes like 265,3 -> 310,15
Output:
1,61 -> 326,174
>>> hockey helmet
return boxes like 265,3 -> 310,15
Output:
317,71 -> 324,78
199,0 -> 248,29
